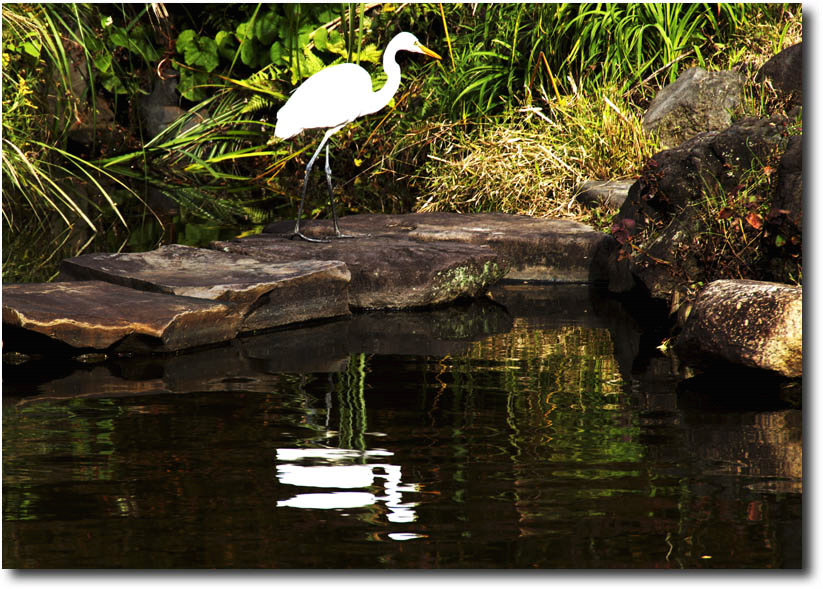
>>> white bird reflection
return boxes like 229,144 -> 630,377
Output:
275,447 -> 419,524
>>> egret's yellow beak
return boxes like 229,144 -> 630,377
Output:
416,42 -> 442,60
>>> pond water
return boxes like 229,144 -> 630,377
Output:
2,284 -> 802,569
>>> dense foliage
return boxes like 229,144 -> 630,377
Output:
1,3 -> 802,282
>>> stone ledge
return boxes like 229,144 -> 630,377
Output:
262,212 -> 631,290
59,244 -> 352,331
2,281 -> 241,352
213,232 -> 505,310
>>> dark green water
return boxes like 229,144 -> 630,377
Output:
2,285 -> 802,568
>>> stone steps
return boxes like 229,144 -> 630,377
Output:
3,213 -> 629,353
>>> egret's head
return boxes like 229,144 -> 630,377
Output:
391,32 -> 442,60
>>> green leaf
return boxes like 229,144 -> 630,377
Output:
236,22 -> 252,42
176,29 -> 197,51
101,74 -> 126,95
216,30 -> 237,60
776,234 -> 787,247
94,52 -> 113,73
21,41 -> 41,59
355,43 -> 382,64
240,38 -> 259,67
178,32 -> 219,72
177,69 -> 209,102
314,27 -> 328,51
323,29 -> 349,58
109,28 -> 130,49
254,11 -> 279,46
269,41 -> 284,65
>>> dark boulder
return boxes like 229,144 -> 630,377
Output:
764,133 -> 803,281
756,42 -> 803,110
615,115 -> 796,304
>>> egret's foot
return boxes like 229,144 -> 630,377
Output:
333,231 -> 358,239
289,231 -> 332,243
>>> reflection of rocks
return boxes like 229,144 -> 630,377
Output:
682,407 -> 802,489
243,299 -> 514,370
676,365 -> 802,490
9,299 -> 515,401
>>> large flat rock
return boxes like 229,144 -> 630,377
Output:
59,244 -> 351,331
263,212 -> 631,289
213,234 -> 505,310
2,281 -> 241,352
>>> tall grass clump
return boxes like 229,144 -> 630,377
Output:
415,87 -> 660,219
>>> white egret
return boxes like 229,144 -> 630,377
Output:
275,32 -> 441,242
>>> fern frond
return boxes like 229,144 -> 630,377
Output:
242,94 -> 278,114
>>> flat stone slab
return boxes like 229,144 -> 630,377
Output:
59,244 -> 351,331
213,234 -> 504,310
263,212 -> 631,289
2,281 -> 241,352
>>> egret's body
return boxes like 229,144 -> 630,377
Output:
275,32 -> 441,242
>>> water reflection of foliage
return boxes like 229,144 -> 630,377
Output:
334,353 -> 369,452
442,324 -> 645,468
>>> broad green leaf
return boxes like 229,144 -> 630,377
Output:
177,69 -> 209,102
181,34 -> 219,72
269,41 -> 284,65
254,11 -> 279,45
94,52 -> 112,73
216,30 -> 237,60
314,27 -> 328,51
21,41 -> 41,59
176,29 -> 197,51
240,38 -> 259,67
236,22 -> 252,41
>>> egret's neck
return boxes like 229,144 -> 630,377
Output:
361,46 -> 403,117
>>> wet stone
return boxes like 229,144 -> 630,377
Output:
213,233 -> 505,310
59,244 -> 351,331
2,281 -> 241,352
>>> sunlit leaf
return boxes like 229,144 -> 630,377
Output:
746,211 -> 764,230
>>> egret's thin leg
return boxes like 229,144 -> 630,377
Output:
324,142 -> 354,239
292,127 -> 341,242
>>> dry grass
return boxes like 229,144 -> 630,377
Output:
414,88 -> 660,221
